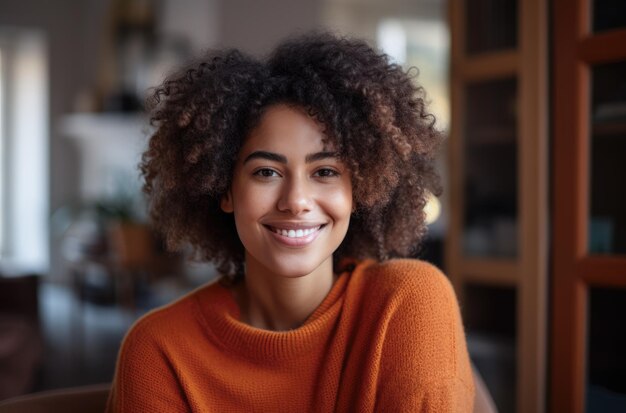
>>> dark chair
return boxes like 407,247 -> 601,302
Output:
0,274 -> 43,400
0,383 -> 110,413
0,274 -> 40,323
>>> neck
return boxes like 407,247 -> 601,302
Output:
234,253 -> 336,331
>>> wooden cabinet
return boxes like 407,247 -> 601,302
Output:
552,1 -> 626,412
447,1 -> 548,412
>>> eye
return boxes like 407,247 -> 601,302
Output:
253,168 -> 280,178
314,168 -> 340,178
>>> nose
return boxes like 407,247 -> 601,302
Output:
276,174 -> 313,215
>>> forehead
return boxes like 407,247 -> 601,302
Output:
241,104 -> 333,155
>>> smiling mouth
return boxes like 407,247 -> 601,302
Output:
264,224 -> 326,238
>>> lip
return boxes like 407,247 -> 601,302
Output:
263,223 -> 326,247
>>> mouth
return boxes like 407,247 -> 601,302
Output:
264,224 -> 325,238
262,224 -> 327,246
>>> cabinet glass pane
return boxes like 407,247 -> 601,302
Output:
586,287 -> 626,412
463,78 -> 518,258
593,0 -> 626,32
465,0 -> 517,55
464,283 -> 516,413
589,61 -> 626,255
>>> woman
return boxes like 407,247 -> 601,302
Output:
106,31 -> 475,412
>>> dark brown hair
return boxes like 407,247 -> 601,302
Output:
141,30 -> 443,284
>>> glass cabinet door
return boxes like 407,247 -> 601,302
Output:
587,3 -> 626,409
465,0 -> 517,55
593,0 -> 626,32
586,287 -> 626,412
585,2 -> 626,401
589,61 -> 626,255
464,283 -> 517,413
553,1 -> 626,411
462,78 -> 518,258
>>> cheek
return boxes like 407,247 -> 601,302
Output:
230,186 -> 281,247
233,187 -> 272,224
323,186 -> 353,220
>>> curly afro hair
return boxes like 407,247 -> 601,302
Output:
141,30 -> 443,284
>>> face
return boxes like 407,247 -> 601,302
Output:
221,104 -> 353,279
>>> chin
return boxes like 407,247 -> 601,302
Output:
257,253 -> 332,279
269,260 -> 323,278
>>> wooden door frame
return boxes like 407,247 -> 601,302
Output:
448,1 -> 549,412
551,0 -> 626,412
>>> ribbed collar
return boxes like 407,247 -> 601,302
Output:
193,259 -> 374,363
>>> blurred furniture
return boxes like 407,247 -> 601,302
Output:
0,275 -> 44,400
447,1 -> 548,413
552,1 -> 626,412
0,367 -> 496,413
59,113 -> 153,309
107,221 -> 180,309
65,219 -> 183,365
0,383 -> 109,413
68,221 -> 182,311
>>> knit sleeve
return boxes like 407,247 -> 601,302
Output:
105,319 -> 190,413
374,260 -> 475,412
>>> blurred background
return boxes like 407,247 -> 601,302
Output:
0,1 -> 625,412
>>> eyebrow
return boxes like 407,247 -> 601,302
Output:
243,151 -> 286,164
243,150 -> 339,164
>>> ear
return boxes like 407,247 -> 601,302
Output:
220,190 -> 234,213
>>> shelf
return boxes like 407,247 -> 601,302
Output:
580,29 -> 626,64
458,258 -> 518,285
580,256 -> 626,287
462,50 -> 518,80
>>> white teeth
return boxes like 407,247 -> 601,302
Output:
271,226 -> 321,238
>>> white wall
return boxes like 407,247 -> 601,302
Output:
0,29 -> 48,271
0,0 -> 109,276
160,0 -> 220,54
219,0 -> 322,56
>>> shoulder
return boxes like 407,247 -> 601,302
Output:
354,258 -> 464,342
359,258 -> 455,305
108,285 -> 220,412
365,260 -> 472,385
120,281 -> 218,350
366,258 -> 448,282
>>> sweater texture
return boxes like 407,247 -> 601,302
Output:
105,259 -> 475,412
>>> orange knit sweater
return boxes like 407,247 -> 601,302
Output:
106,259 -> 475,412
